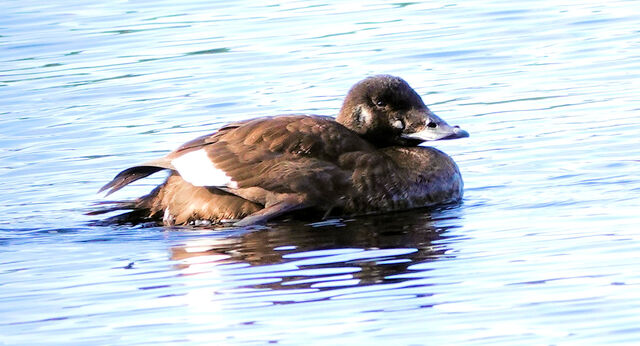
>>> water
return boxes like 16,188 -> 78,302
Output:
2,0 -> 640,344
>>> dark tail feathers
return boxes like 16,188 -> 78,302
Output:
86,200 -> 161,226
86,200 -> 140,215
99,166 -> 165,195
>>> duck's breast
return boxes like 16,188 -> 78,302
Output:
339,146 -> 463,213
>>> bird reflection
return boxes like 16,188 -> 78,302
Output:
170,207 -> 461,290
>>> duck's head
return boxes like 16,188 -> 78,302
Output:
336,75 -> 469,147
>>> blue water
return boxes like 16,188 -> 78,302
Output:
2,0 -> 640,344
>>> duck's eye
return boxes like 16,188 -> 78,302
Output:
427,121 -> 438,128
375,99 -> 387,107
392,119 -> 404,129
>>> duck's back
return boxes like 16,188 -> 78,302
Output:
173,115 -> 375,206
98,115 -> 379,224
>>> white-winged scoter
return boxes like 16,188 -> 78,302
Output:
95,75 -> 469,226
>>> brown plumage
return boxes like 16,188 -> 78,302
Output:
93,75 -> 469,226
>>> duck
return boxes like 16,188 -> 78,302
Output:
94,75 -> 469,226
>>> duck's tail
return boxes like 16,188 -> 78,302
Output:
91,173 -> 264,226
87,189 -> 163,225
86,200 -> 140,215
98,157 -> 174,196
98,166 -> 166,196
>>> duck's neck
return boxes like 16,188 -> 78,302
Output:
359,131 -> 424,148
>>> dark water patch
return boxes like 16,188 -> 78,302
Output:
392,2 -> 420,8
185,48 -> 230,55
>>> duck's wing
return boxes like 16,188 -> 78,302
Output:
100,115 -> 370,202
98,123 -> 246,196
166,115 -> 371,206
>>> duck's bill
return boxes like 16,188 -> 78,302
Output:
401,111 -> 469,142
402,124 -> 469,141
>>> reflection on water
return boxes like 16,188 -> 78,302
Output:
171,209 -> 454,291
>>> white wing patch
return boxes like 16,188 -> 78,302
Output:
171,149 -> 238,188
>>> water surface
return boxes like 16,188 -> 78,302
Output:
2,0 -> 640,344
